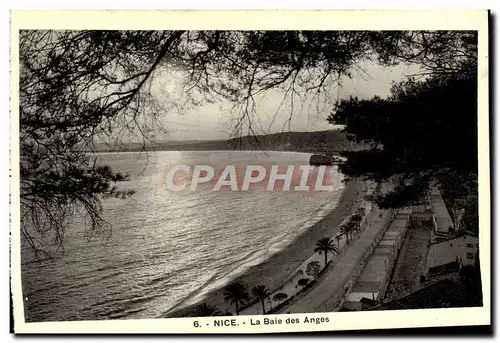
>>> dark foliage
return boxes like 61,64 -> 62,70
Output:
305,260 -> 321,279
272,293 -> 288,302
329,71 -> 478,208
223,281 -> 249,315
374,278 -> 482,310
297,278 -> 310,287
191,303 -> 223,317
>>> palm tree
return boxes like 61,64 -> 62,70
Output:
252,284 -> 270,314
223,281 -> 249,315
341,221 -> 356,244
340,223 -> 349,243
351,214 -> 363,232
348,221 -> 357,240
192,303 -> 222,317
314,237 -> 339,267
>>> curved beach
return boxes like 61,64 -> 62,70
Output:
164,179 -> 367,317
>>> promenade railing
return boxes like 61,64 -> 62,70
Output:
329,208 -> 397,312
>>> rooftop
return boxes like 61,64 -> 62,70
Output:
371,278 -> 475,310
430,187 -> 454,232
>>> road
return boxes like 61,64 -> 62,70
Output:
278,207 -> 394,314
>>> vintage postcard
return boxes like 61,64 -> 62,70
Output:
10,10 -> 490,334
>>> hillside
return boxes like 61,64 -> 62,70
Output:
91,130 -> 367,154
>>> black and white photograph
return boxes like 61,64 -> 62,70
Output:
10,10 -> 490,333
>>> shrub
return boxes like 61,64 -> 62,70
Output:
273,293 -> 288,302
297,278 -> 310,287
306,261 -> 321,279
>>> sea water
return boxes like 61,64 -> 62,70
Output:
20,150 -> 344,321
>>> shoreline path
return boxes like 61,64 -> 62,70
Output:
277,204 -> 394,314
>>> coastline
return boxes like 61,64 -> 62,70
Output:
163,178 -> 367,318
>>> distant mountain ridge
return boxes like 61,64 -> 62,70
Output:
91,130 -> 367,154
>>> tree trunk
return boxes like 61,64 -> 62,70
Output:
235,302 -> 239,316
324,250 -> 328,267
261,299 -> 265,314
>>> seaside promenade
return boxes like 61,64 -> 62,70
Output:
342,208 -> 411,309
277,206 -> 394,314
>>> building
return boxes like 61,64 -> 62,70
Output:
426,233 -> 479,272
371,278 -> 475,310
429,186 -> 455,241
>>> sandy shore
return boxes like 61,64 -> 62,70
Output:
163,179 -> 367,318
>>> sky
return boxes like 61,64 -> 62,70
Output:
149,60 -> 421,142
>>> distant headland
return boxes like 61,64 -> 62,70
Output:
88,130 -> 368,154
